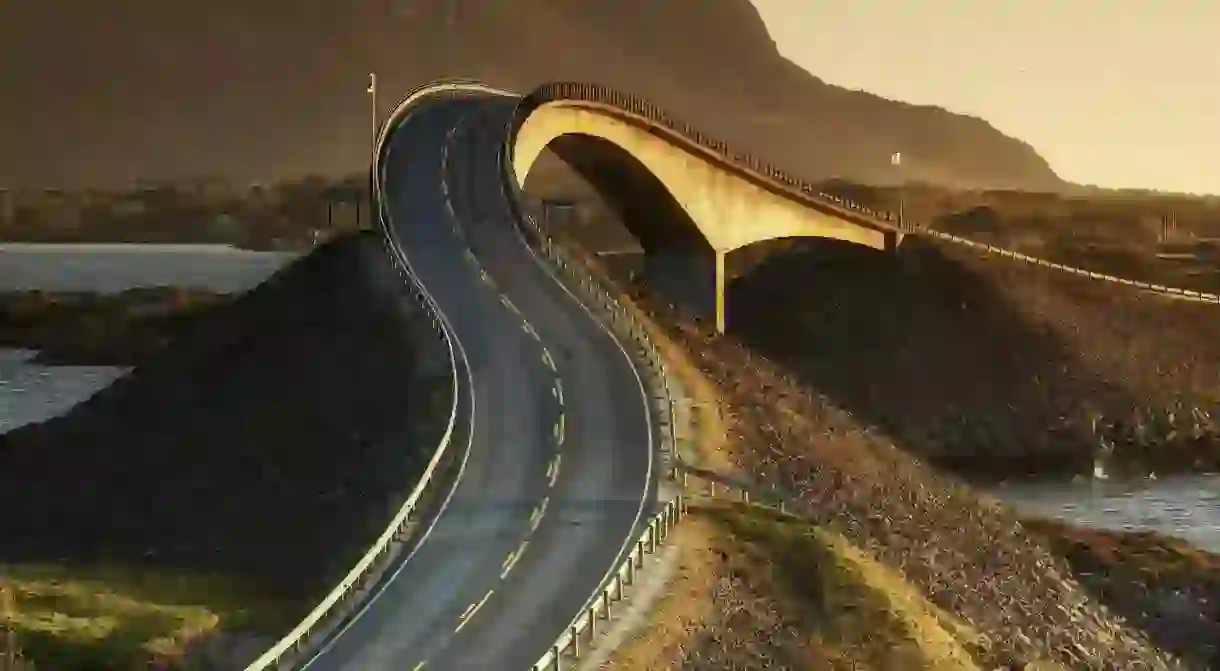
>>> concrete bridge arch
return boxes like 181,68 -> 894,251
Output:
511,102 -> 902,332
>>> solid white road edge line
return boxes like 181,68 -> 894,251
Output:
299,111 -> 478,671
472,101 -> 657,622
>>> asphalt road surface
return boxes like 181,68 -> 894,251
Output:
302,91 -> 657,670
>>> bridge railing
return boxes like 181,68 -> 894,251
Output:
248,77 -> 1217,671
513,82 -> 912,236
500,88 -> 697,669
501,101 -> 680,480
522,81 -> 1220,304
241,80 -> 513,671
922,228 -> 1220,303
523,464 -> 824,670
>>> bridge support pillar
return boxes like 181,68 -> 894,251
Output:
884,230 -> 906,252
714,250 -> 726,334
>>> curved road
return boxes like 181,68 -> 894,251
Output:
302,91 -> 657,669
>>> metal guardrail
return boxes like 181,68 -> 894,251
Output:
508,81 -> 1220,669
243,80 -> 514,671
531,493 -> 686,671
515,81 -> 1218,305
499,104 -> 680,480
249,77 -> 1218,671
922,229 -> 1220,304
499,90 -> 690,670
512,82 -> 911,235
523,465 -> 807,671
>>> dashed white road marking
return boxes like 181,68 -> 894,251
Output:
547,454 -> 562,487
554,413 -> 565,444
455,589 -> 494,633
553,380 -> 563,405
460,601 -> 477,620
541,348 -> 555,371
412,662 -> 426,671
530,497 -> 549,532
522,320 -> 538,338
500,539 -> 528,579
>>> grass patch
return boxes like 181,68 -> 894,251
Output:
703,502 -> 984,671
0,563 -> 286,671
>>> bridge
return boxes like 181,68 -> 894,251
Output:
249,79 -> 1179,671
509,82 -> 908,333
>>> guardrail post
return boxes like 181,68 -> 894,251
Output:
571,625 -> 579,657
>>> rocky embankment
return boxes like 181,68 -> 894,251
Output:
556,240 -> 1197,669
1023,519 -> 1220,670
0,232 -> 450,669
726,237 -> 1220,481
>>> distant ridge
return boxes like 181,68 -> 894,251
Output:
2,0 -> 1060,192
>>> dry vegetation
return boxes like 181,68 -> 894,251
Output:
820,180 -> 1220,292
605,504 -> 990,671
523,140 -> 1220,666
0,567 -> 264,671
725,236 -> 1220,480
554,240 -> 1190,669
0,234 -> 451,669
1021,519 -> 1220,670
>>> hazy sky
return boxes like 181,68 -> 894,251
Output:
2,1 -> 1215,193
752,0 -> 1220,194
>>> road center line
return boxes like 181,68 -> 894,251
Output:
530,496 -> 549,532
541,348 -> 555,370
500,539 -> 528,578
553,379 -> 563,405
459,601 -> 477,620
548,454 -> 562,487
454,589 -> 494,634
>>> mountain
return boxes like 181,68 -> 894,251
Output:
0,0 -> 1062,191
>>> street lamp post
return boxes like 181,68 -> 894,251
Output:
891,151 -> 904,229
367,72 -> 378,230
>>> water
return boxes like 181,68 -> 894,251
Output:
0,243 -> 295,293
1,245 -> 1217,556
994,474 -> 1220,553
0,349 -> 129,433
0,244 -> 293,431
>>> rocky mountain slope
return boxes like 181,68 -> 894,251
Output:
2,0 -> 1061,191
